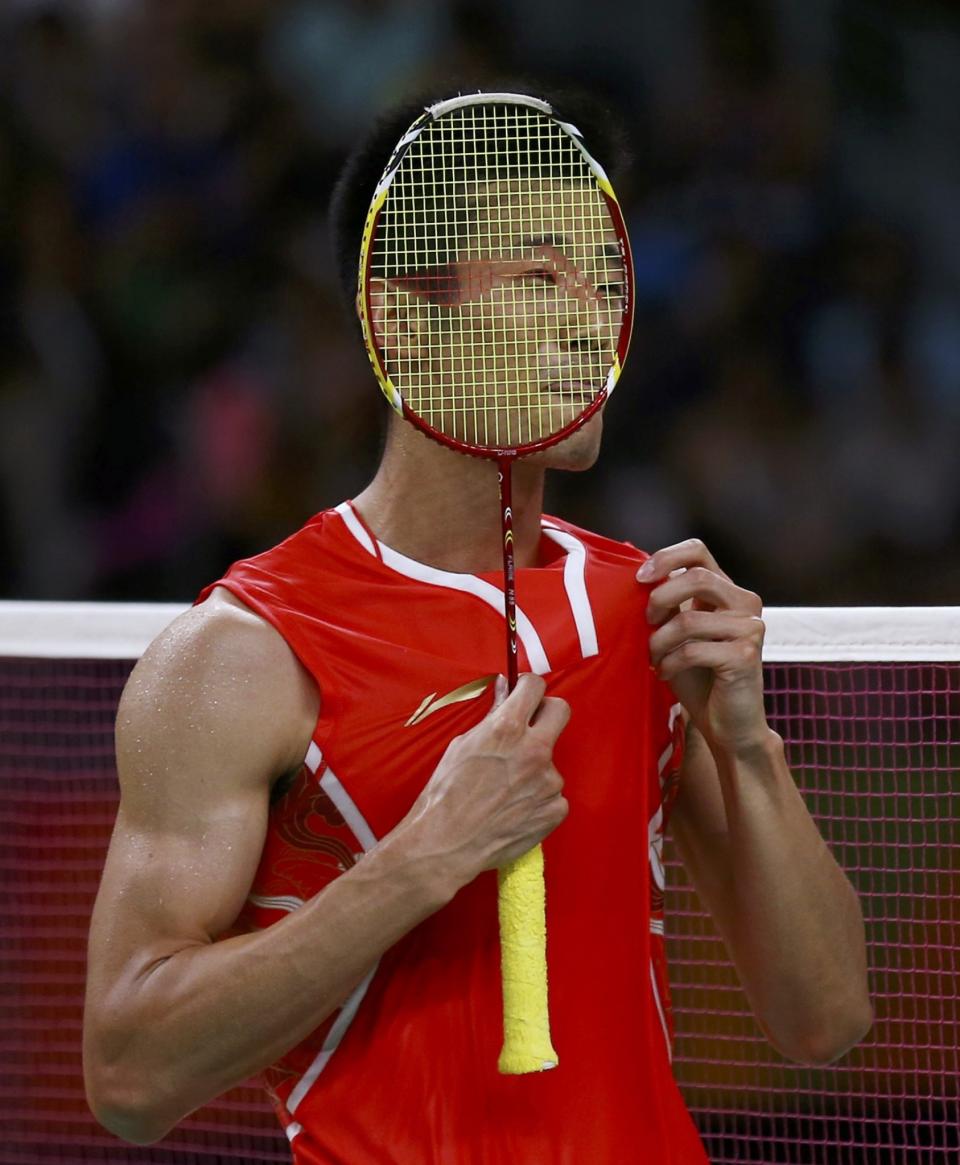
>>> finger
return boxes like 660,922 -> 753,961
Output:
657,637 -> 763,683
539,766 -> 565,798
646,568 -> 761,625
492,673 -> 508,708
495,672 -> 548,728
529,695 -> 571,743
649,611 -> 765,668
636,538 -> 729,585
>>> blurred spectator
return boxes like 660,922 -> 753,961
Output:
263,0 -> 450,144
1,0 -> 959,604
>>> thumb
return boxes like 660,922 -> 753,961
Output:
492,673 -> 508,708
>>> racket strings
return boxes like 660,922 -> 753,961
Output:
370,102 -> 623,450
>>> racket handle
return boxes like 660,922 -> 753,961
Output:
497,843 -> 558,1074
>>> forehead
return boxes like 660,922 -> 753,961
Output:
459,177 -> 619,261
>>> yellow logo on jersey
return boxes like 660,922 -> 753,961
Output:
405,675 -> 495,727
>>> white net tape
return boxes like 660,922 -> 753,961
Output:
1,603 -> 958,661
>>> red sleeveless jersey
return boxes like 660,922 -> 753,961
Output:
196,502 -> 709,1165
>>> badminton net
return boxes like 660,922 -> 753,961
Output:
1,602 -> 958,1164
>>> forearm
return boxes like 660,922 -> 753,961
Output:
640,539 -> 872,1062
693,731 -> 871,1063
87,829 -> 454,1142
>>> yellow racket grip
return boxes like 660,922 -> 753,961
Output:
497,843 -> 558,1074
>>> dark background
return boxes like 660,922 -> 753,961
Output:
3,0 -> 960,606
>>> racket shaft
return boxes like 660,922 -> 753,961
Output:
497,459 -> 557,1073
498,459 -> 519,691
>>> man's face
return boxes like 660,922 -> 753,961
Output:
373,177 -> 626,457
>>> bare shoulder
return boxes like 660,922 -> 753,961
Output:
90,588 -> 320,1013
117,586 -> 319,802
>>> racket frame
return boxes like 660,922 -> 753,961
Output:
357,91 -> 635,461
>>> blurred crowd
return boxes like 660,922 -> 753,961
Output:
2,0 -> 960,605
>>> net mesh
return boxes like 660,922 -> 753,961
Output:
2,613 -> 958,1163
364,99 -> 627,449
1,656 -> 287,1165
667,660 -> 960,1164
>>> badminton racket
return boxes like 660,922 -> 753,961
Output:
356,91 -> 634,1074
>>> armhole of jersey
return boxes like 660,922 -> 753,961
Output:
667,697 -> 686,781
198,576 -> 336,767
655,680 -> 686,813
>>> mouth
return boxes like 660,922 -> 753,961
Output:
544,379 -> 597,401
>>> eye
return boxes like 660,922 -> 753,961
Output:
597,282 -> 625,301
521,267 -> 557,284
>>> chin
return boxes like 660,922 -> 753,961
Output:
526,412 -> 604,472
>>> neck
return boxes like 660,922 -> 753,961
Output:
352,422 -> 547,573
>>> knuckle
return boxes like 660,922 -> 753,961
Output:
675,609 -> 695,634
525,739 -> 553,770
520,672 -> 547,696
544,695 -> 571,722
492,704 -> 524,737
444,731 -> 465,755
493,708 -> 519,736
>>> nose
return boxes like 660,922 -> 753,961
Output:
559,293 -> 611,358
567,330 -> 603,356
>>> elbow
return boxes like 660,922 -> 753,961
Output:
773,1000 -> 874,1067
89,1103 -> 172,1147
84,1056 -> 177,1145
87,1094 -> 173,1146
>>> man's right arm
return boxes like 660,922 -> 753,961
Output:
83,592 -> 568,1145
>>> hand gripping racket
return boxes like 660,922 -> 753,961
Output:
356,91 -> 634,1073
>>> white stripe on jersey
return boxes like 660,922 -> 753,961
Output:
334,501 -> 376,556
658,703 -> 684,782
284,766 -> 381,1114
648,802 -> 665,894
541,523 -> 599,659
336,505 -> 551,674
649,960 -> 672,1062
320,766 -> 378,853
287,965 -> 379,1114
248,893 -> 305,914
376,543 -> 551,675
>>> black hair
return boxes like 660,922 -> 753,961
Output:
327,78 -> 633,318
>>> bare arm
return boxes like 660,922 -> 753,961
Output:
83,591 -> 569,1145
640,540 -> 871,1064
670,719 -> 871,1064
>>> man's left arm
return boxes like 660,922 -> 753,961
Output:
638,540 -> 872,1066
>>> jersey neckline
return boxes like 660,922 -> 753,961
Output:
337,499 -> 571,584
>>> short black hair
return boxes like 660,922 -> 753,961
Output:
327,78 -> 633,318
